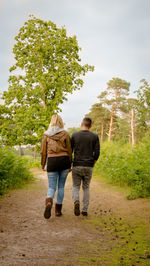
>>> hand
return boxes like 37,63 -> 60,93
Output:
93,160 -> 97,167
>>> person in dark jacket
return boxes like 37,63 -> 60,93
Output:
41,114 -> 72,219
71,117 -> 100,216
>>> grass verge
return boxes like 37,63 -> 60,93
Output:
77,209 -> 150,265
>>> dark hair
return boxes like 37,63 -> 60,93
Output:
82,117 -> 92,128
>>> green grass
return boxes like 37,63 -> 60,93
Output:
78,212 -> 150,265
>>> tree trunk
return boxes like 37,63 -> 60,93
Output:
108,88 -> 119,142
100,122 -> 104,142
18,145 -> 22,157
108,112 -> 114,141
33,146 -> 36,160
131,109 -> 135,146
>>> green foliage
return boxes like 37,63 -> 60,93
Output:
23,155 -> 41,168
87,78 -> 150,143
94,137 -> 150,199
86,103 -> 110,141
0,15 -> 94,148
98,77 -> 130,111
67,127 -> 81,135
0,147 -> 33,195
135,79 -> 150,134
97,77 -> 130,141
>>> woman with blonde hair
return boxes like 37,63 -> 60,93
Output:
41,114 -> 72,219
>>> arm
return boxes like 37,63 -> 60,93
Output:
40,135 -> 47,170
71,134 -> 74,152
66,134 -> 72,163
93,136 -> 100,165
70,134 -> 75,171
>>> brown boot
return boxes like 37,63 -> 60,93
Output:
55,203 -> 62,217
44,198 -> 53,219
74,200 -> 80,216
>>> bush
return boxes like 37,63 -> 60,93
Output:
0,148 -> 33,195
23,155 -> 41,169
94,137 -> 150,199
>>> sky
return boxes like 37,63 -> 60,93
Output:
0,0 -> 150,128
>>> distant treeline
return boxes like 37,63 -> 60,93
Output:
87,77 -> 150,144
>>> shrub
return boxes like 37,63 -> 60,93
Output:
0,147 -> 33,195
94,138 -> 150,199
23,155 -> 41,169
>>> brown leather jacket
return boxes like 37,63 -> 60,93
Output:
41,130 -> 72,169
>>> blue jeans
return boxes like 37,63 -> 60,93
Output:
47,169 -> 69,204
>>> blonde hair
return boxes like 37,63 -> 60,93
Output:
49,114 -> 64,128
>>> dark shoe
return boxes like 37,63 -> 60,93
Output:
74,201 -> 80,216
44,198 -> 53,219
55,203 -> 62,217
81,211 -> 88,216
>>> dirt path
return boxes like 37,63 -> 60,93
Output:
0,169 -> 150,266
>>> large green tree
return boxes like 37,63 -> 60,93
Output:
1,15 -> 94,151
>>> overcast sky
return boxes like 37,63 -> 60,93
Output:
0,0 -> 150,128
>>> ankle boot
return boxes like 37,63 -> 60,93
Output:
74,200 -> 80,216
55,203 -> 62,217
44,198 -> 53,219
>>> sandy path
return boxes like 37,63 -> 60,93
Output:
0,169 -> 150,265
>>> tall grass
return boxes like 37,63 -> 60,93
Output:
0,148 -> 33,195
94,136 -> 150,199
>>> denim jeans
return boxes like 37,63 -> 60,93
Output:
72,166 -> 93,212
47,169 -> 69,204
